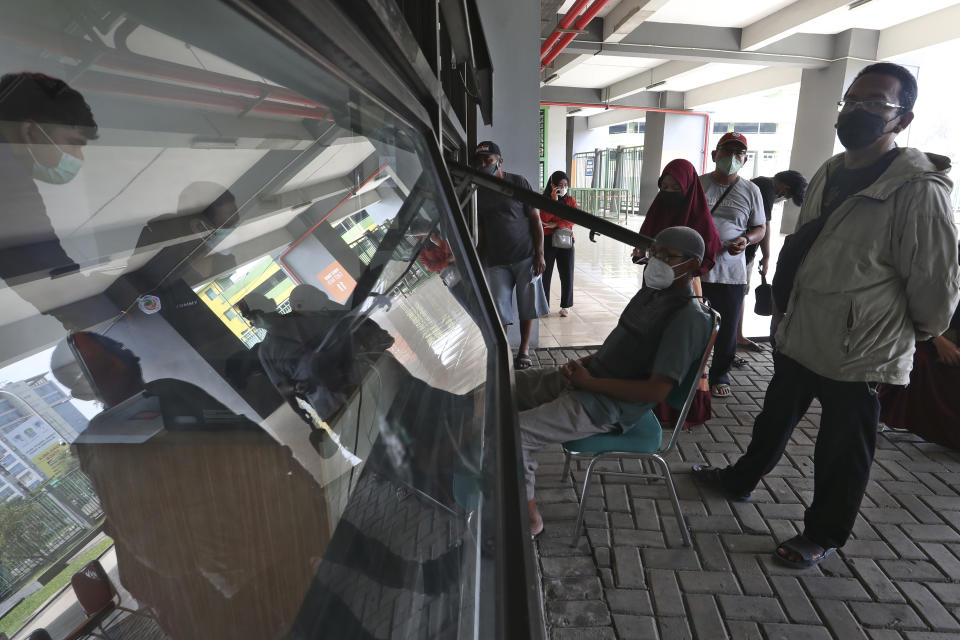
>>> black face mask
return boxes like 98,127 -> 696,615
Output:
478,162 -> 499,175
658,191 -> 685,209
836,110 -> 899,150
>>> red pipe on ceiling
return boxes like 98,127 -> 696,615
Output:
74,72 -> 330,121
540,0 -> 592,61
0,24 -> 328,111
541,0 -> 612,68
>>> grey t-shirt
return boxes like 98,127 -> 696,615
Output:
700,174 -> 765,284
572,285 -> 713,430
477,172 -> 536,267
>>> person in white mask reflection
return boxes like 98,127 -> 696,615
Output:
698,132 -> 766,398
0,72 -> 97,286
514,227 -> 713,537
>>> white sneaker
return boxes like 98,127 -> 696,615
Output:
559,308 -> 569,317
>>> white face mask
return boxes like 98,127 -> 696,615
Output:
644,256 -> 691,290
557,186 -> 568,197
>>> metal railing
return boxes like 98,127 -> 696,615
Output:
0,468 -> 103,601
568,188 -> 638,225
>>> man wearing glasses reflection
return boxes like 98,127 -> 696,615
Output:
694,63 -> 959,569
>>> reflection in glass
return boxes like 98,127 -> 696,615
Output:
0,1 -> 495,638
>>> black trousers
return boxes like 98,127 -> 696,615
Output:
701,282 -> 746,386
543,243 -> 574,308
724,351 -> 880,549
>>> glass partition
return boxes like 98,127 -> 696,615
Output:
0,1 -> 500,638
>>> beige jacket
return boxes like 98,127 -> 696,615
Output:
776,147 -> 960,384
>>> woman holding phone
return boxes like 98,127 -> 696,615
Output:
540,170 -> 577,317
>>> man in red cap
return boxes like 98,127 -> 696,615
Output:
699,132 -> 766,398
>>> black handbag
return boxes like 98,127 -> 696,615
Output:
771,211 -> 833,312
754,273 -> 773,316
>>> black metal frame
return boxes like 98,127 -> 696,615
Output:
449,164 -> 655,250
207,0 -> 544,638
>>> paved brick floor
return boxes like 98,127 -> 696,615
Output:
528,345 -> 960,640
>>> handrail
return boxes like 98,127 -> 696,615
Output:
568,187 -> 636,224
448,164 -> 653,250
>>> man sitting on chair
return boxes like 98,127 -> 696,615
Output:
518,226 -> 713,536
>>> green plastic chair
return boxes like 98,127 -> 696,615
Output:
561,305 -> 720,547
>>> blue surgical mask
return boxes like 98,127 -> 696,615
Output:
27,124 -> 83,184
203,225 -> 232,248
715,155 -> 742,177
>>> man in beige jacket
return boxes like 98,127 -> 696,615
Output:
694,63 -> 960,568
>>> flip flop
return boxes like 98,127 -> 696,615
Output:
711,383 -> 732,398
691,464 -> 752,502
773,534 -> 836,569
737,339 -> 764,352
515,354 -> 533,370
731,356 -> 748,368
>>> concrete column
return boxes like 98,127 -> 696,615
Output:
545,105 -> 567,179
476,0 -> 540,186
637,112 -> 666,209
784,29 -> 878,231
476,0 -> 544,349
636,111 -> 707,214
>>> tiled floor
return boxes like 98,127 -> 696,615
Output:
530,346 -> 960,640
530,229 -> 960,640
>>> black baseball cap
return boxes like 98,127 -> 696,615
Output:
476,141 -> 501,156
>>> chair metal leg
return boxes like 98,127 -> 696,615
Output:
570,456 -> 600,547
652,454 -> 692,547
561,452 -> 571,483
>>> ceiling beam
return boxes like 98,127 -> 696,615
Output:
683,66 -> 802,109
877,3 -> 960,60
602,0 -> 672,43
586,107 -> 651,129
540,85 -> 603,104
542,52 -> 595,84
88,95 -> 318,148
540,0 -> 567,29
563,25 -> 834,67
740,0 -> 848,51
602,60 -> 705,102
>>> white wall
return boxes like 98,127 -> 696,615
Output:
545,105 -> 567,177
571,119 -> 645,155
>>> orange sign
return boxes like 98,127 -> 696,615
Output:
316,261 -> 357,303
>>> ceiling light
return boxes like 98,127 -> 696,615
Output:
544,73 -> 560,84
848,0 -> 874,8
645,80 -> 666,90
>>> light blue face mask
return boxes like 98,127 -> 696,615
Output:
715,155 -> 742,177
203,225 -> 232,248
27,124 -> 84,184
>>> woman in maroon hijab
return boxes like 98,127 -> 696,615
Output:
636,159 -> 721,429
635,158 -> 722,296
